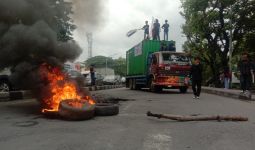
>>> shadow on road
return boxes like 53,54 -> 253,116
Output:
139,88 -> 192,94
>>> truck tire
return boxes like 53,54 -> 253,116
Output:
132,79 -> 139,90
58,99 -> 95,120
155,86 -> 162,92
149,78 -> 154,92
149,78 -> 161,92
95,103 -> 119,116
128,79 -> 133,90
179,87 -> 188,93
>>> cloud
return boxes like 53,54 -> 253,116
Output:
74,0 -> 186,61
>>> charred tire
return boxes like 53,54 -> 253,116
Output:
58,99 -> 95,120
95,103 -> 119,116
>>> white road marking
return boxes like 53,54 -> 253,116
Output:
143,133 -> 172,150
120,103 -> 133,113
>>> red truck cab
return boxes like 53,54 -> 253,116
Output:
148,51 -> 191,92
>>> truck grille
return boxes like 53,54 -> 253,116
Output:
158,70 -> 190,76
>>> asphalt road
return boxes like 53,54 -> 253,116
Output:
0,88 -> 255,150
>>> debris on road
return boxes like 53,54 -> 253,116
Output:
147,111 -> 248,122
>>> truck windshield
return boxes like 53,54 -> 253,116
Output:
162,53 -> 190,64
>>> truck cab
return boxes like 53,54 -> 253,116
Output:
148,51 -> 191,92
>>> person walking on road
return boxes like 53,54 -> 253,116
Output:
153,19 -> 160,41
190,57 -> 203,99
223,66 -> 231,89
238,52 -> 253,93
162,20 -> 169,41
142,21 -> 150,40
90,65 -> 96,86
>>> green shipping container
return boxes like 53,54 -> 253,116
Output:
126,40 -> 175,76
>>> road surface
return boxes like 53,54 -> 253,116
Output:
0,88 -> 255,150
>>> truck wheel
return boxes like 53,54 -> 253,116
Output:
129,79 -> 133,90
149,78 -> 155,92
155,86 -> 162,92
179,87 -> 188,93
132,79 -> 138,90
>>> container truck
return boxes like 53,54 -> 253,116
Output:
126,40 -> 191,93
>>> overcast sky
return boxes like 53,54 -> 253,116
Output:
73,0 -> 186,61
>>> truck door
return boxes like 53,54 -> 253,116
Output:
150,54 -> 158,74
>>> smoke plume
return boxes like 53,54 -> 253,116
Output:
0,0 -> 85,91
71,0 -> 108,31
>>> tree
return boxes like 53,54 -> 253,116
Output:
85,56 -> 114,68
181,0 -> 255,86
112,57 -> 126,77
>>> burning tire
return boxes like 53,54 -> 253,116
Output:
58,99 -> 95,120
95,103 -> 119,116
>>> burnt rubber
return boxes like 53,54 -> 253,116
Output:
95,103 -> 119,116
58,99 -> 95,120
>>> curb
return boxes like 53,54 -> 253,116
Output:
0,90 -> 33,102
82,84 -> 124,92
202,87 -> 255,101
0,85 -> 125,102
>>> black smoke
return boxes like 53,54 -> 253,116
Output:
0,0 -> 82,91
72,0 -> 107,31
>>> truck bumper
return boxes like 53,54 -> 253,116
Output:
154,76 -> 190,88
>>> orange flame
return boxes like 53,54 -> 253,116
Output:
40,64 -> 95,113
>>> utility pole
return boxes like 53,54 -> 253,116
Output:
229,7 -> 233,88
105,53 -> 119,76
86,32 -> 93,59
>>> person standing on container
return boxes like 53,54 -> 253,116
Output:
190,57 -> 203,99
142,21 -> 150,40
238,52 -> 253,93
153,19 -> 160,40
162,20 -> 169,41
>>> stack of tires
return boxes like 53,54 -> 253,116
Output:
57,99 -> 119,120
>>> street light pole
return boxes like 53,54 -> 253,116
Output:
105,58 -> 108,76
105,53 -> 119,77
229,7 -> 233,88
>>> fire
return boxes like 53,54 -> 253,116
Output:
40,63 -> 95,113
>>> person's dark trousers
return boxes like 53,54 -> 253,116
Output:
192,80 -> 202,97
164,32 -> 168,41
144,33 -> 149,40
240,75 -> 252,91
91,73 -> 96,86
156,33 -> 160,41
152,34 -> 156,40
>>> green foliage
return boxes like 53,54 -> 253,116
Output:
85,56 -> 113,68
112,57 -> 126,77
52,0 -> 76,41
181,0 -> 255,86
